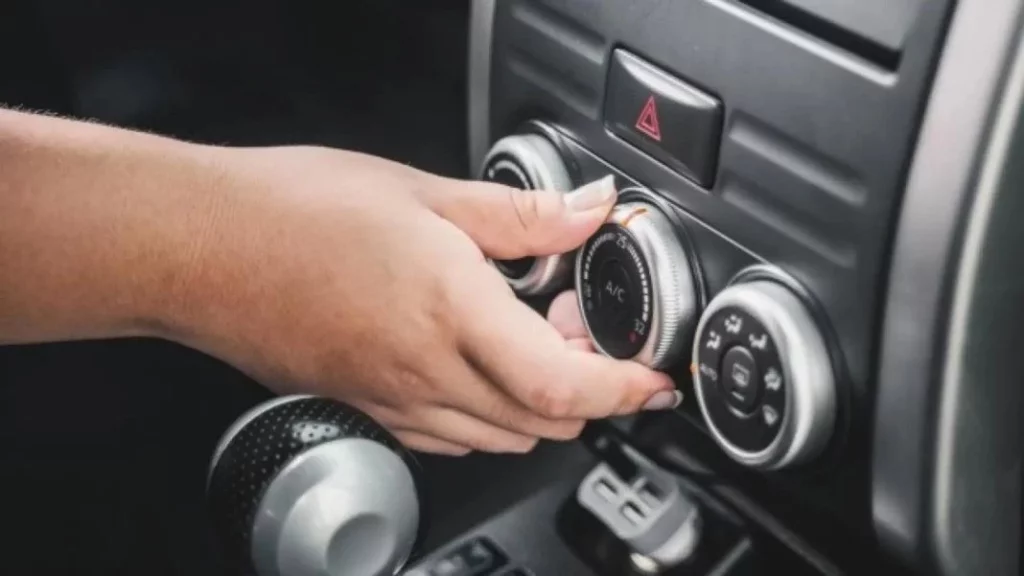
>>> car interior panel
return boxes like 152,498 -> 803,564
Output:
1,0 -> 1022,575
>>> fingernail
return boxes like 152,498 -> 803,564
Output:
642,389 -> 683,411
564,175 -> 617,212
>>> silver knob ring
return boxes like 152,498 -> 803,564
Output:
480,133 -> 574,296
575,189 -> 701,369
691,274 -> 837,470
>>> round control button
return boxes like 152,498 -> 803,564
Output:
480,133 -> 574,295
720,345 -> 760,413
691,279 -> 836,470
485,160 -> 537,280
580,226 -> 652,359
576,198 -> 700,369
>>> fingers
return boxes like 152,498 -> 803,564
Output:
447,362 -> 587,441
547,290 -> 588,340
461,270 -> 677,420
424,175 -> 617,260
393,430 -> 472,456
567,338 -> 595,352
359,400 -> 541,455
391,405 -> 540,454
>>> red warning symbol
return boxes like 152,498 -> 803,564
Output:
635,95 -> 662,142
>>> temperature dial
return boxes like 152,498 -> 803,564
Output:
575,199 -> 700,369
480,133 -> 574,295
691,280 -> 837,470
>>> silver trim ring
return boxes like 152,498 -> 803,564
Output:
480,133 -> 575,296
691,280 -> 836,470
576,197 -> 700,369
207,394 -> 314,488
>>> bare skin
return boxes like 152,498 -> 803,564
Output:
0,109 -> 679,455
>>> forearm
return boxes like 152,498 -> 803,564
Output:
0,109 -> 226,345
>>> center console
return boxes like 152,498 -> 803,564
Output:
462,0 -> 1024,575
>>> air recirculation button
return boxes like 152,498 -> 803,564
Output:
575,196 -> 700,370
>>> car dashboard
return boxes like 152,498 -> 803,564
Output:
0,1 -> 1021,575
450,1 -> 1024,575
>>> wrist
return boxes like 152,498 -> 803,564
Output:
128,141 -> 240,345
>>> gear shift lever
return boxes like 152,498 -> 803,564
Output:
207,395 -> 424,576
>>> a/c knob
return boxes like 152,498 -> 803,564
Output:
575,196 -> 700,369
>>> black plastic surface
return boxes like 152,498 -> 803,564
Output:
738,0 -> 924,69
405,464 -> 601,576
770,0 -> 923,53
872,1 -> 1024,574
605,49 -> 723,187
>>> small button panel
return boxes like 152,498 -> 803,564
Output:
694,308 -> 788,453
691,277 -> 837,470
427,538 -> 507,576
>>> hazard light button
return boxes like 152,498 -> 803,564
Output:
605,49 -> 723,188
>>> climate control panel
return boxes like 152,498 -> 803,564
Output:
574,193 -> 701,369
477,123 -> 843,474
691,279 -> 837,470
571,185 -> 839,471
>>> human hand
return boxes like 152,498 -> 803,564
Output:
165,146 -> 679,455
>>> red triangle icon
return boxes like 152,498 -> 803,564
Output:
635,95 -> 662,142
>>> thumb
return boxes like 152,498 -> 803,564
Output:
428,175 -> 617,259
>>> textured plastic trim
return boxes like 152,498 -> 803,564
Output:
872,0 -> 1024,574
468,0 -> 497,174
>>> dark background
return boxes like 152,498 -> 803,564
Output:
0,2 -> 569,573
